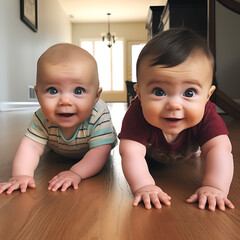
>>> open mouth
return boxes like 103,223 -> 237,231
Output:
165,118 -> 182,122
57,113 -> 75,117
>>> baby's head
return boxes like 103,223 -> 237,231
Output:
35,43 -> 102,129
36,43 -> 100,89
136,28 -> 214,83
135,28 -> 216,137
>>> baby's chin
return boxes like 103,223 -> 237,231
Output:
149,122 -> 182,133
160,127 -> 184,137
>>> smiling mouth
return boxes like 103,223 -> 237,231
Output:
57,113 -> 75,117
165,118 -> 182,121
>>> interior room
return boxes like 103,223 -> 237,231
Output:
0,0 -> 239,239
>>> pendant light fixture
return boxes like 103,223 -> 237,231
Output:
102,13 -> 115,48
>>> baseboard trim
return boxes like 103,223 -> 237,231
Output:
0,102 -> 40,111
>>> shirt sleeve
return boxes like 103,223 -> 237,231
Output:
88,99 -> 117,149
197,101 -> 229,146
118,97 -> 150,146
25,108 -> 48,145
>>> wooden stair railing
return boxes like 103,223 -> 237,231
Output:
208,0 -> 240,120
214,89 -> 240,119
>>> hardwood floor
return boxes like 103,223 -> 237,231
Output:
0,103 -> 239,240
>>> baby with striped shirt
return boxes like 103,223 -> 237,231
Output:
0,43 -> 117,194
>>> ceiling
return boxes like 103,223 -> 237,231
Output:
58,0 -> 167,23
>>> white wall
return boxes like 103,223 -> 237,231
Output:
215,2 -> 240,100
72,22 -> 147,44
72,22 -> 147,102
0,0 -> 71,103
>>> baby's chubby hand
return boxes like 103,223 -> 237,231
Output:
186,186 -> 235,211
133,184 -> 171,209
0,175 -> 35,194
48,170 -> 81,192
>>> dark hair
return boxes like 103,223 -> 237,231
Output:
136,28 -> 214,80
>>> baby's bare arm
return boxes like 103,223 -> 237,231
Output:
187,135 -> 234,211
120,139 -> 171,209
12,136 -> 44,176
48,144 -> 112,192
0,136 -> 45,194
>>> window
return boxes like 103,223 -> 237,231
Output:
80,40 -> 124,91
131,43 -> 145,82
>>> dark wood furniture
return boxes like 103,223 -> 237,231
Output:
125,80 -> 136,106
217,0 -> 240,14
159,0 -> 207,37
146,6 -> 164,39
208,0 -> 240,119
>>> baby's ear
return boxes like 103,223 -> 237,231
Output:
95,87 -> 102,103
207,85 -> 216,100
97,87 -> 102,98
134,84 -> 141,101
34,86 -> 39,99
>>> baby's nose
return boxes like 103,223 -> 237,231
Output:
165,99 -> 182,111
59,94 -> 73,106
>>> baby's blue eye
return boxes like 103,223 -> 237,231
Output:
183,89 -> 196,98
74,87 -> 84,95
153,88 -> 166,97
47,87 -> 58,95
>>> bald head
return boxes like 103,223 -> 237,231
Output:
36,43 -> 99,87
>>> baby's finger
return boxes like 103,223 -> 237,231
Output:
198,194 -> 207,210
150,194 -> 162,209
224,199 -> 234,209
133,194 -> 142,207
28,180 -> 36,189
142,194 -> 152,209
158,193 -> 171,206
20,183 -> 28,193
60,181 -> 72,192
48,177 -> 61,188
186,193 -> 198,203
207,196 -> 216,211
0,183 -> 12,193
48,176 -> 58,184
72,180 -> 79,190
49,179 -> 65,191
48,179 -> 57,189
6,183 -> 20,194
216,198 -> 225,211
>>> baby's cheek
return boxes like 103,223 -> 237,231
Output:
187,109 -> 204,126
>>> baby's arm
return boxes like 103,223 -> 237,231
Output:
0,136 -> 45,194
186,135 -> 234,211
48,144 -> 112,192
120,139 -> 171,209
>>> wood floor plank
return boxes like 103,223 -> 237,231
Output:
0,103 -> 239,240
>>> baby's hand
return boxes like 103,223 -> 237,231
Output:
0,176 -> 35,194
186,186 -> 235,211
133,184 -> 171,209
48,170 -> 81,192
